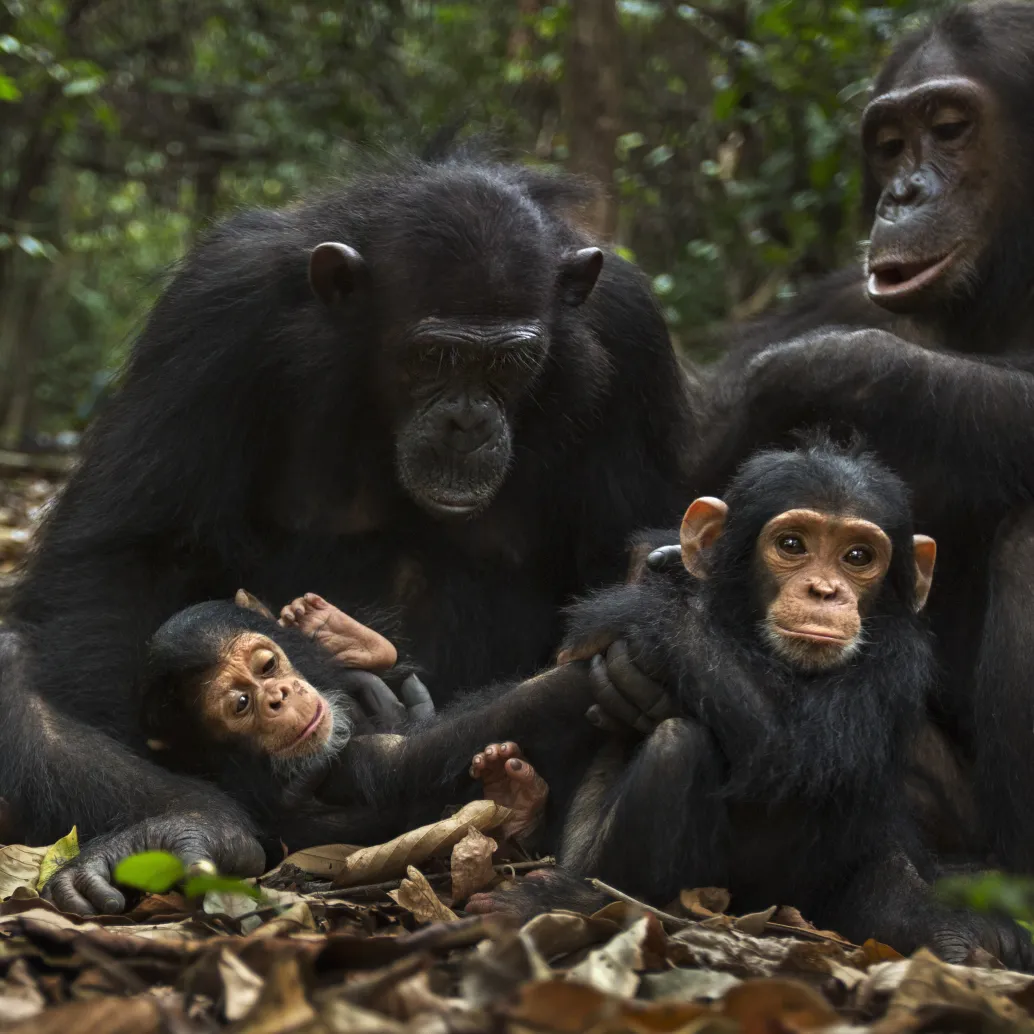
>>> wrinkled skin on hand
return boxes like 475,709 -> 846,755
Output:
586,546 -> 681,736
930,912 -> 1034,971
41,813 -> 266,915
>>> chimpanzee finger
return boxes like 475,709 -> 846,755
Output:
584,703 -> 626,734
349,670 -> 407,726
588,653 -> 654,736
43,866 -> 125,916
603,640 -> 676,723
646,544 -> 683,572
399,674 -> 435,721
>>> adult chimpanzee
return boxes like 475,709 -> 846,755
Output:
602,1 -> 1034,874
291,441 -> 1030,966
1,155 -> 695,914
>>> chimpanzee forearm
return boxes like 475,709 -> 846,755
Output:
317,664 -> 607,821
700,330 -> 1034,511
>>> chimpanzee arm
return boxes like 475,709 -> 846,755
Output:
313,665 -> 606,829
699,328 -> 1034,510
0,630 -> 264,915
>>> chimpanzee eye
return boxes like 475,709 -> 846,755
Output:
843,545 -> 874,567
261,655 -> 276,676
235,693 -> 250,714
777,535 -> 806,555
932,119 -> 969,142
874,127 -> 904,162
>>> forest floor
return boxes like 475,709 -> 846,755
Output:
2,472 -> 1034,1033
1,812 -> 1034,1034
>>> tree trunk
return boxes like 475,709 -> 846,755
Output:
561,0 -> 623,238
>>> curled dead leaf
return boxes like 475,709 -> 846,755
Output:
720,978 -> 839,1034
388,866 -> 458,924
334,800 -> 513,887
450,827 -> 497,903
681,888 -> 732,918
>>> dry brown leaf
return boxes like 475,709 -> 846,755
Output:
450,827 -> 497,903
388,866 -> 459,924
280,843 -> 361,879
4,994 -> 162,1034
0,959 -> 45,1025
681,888 -> 732,918
217,948 -> 264,1022
867,949 -> 1034,1033
320,996 -> 408,1033
230,955 -> 316,1034
247,901 -> 317,939
733,906 -> 777,936
640,968 -> 741,1003
862,938 -> 905,964
509,979 -> 722,1034
0,844 -> 47,901
720,978 -> 839,1034
334,799 -> 512,886
521,910 -> 622,959
567,914 -> 667,998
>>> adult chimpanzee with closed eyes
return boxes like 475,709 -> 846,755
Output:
296,442 -> 1031,966
602,2 -> 1034,874
0,155 -> 696,914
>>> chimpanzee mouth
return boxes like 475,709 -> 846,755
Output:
287,700 -> 326,748
776,625 -> 850,645
867,246 -> 962,301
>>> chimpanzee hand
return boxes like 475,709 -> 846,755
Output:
348,671 -> 435,729
585,545 -> 680,736
41,814 -> 266,915
930,912 -> 1034,971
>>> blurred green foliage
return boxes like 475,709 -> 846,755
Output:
0,0 -> 945,440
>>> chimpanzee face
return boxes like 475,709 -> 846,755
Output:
391,317 -> 549,517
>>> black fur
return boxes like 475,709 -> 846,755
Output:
307,443 -> 1033,967
689,3 -> 1034,873
3,154 -> 694,912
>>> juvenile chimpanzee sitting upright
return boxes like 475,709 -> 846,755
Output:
313,439 -> 1029,966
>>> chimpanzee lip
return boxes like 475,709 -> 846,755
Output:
867,245 -> 962,299
776,625 -> 850,645
288,700 -> 326,747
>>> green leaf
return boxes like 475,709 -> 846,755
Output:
37,827 -> 79,890
183,874 -> 262,901
0,74 -> 21,102
114,851 -> 185,893
63,76 -> 103,98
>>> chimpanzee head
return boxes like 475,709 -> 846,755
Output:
307,164 -> 603,519
679,438 -> 936,672
862,3 -> 1034,319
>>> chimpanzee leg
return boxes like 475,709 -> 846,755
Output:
972,505 -> 1034,872
582,717 -> 729,902
466,717 -> 727,920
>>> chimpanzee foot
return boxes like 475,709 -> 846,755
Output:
465,868 -> 604,920
470,741 -> 548,841
279,593 -> 397,670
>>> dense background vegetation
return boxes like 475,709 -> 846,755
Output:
0,0 -> 948,445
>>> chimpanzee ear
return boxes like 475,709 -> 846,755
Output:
912,535 -> 937,612
558,247 -> 604,307
235,588 -> 275,621
680,497 -> 729,579
309,242 -> 368,306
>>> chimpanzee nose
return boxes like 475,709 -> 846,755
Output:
445,403 -> 493,452
264,685 -> 288,714
808,580 -> 838,600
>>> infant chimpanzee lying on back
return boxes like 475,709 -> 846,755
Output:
141,441 -> 1034,969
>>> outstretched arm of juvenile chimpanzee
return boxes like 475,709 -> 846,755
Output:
0,630 -> 265,915
303,664 -> 609,845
